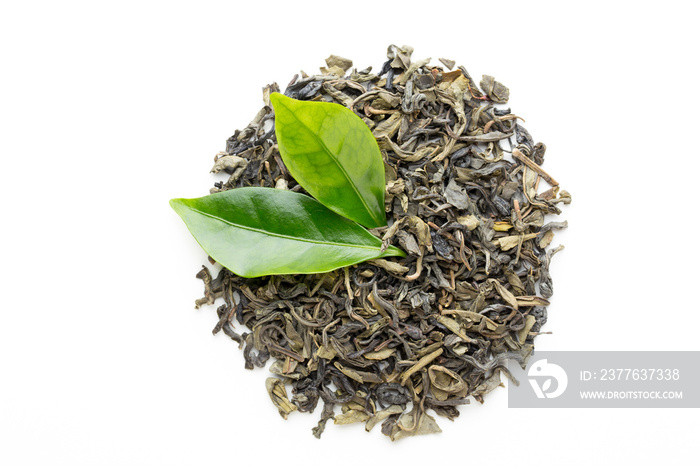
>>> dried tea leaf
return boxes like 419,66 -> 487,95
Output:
372,112 -> 403,139
334,409 -> 371,425
436,315 -> 473,343
210,154 -> 248,174
428,365 -> 468,401
365,405 -> 404,431
518,315 -> 537,344
391,410 -> 442,441
316,344 -> 337,360
444,179 -> 473,211
493,221 -> 513,232
471,370 -> 504,399
387,44 -> 413,69
489,278 -> 519,310
400,348 -> 444,383
368,259 -> 410,274
325,54 -> 353,72
439,58 -> 455,70
516,296 -> 551,307
363,348 -> 396,360
479,75 -> 509,103
539,229 -> 555,248
494,233 -> 538,251
334,362 -> 383,384
320,65 -> 347,77
457,214 -> 480,231
265,378 -> 297,419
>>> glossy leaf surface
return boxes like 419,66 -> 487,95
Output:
270,92 -> 387,228
170,187 -> 405,278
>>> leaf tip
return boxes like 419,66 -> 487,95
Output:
169,197 -> 185,212
382,245 -> 407,259
269,91 -> 287,110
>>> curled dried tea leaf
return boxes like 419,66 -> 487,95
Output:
400,348 -> 444,384
387,44 -> 413,69
457,214 -> 480,231
363,348 -> 396,360
489,278 -> 519,310
480,75 -> 509,103
335,409 -> 371,425
369,259 -> 410,274
439,57 -> 455,70
365,405 -> 404,432
428,365 -> 469,401
518,315 -> 537,344
325,54 -> 353,72
390,409 -> 442,441
265,378 -> 297,419
334,362 -> 383,384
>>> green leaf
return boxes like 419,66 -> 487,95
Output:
270,92 -> 387,228
170,187 -> 405,278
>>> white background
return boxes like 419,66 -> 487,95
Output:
2,0 -> 698,464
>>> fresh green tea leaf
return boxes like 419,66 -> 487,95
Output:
170,187 -> 405,278
270,92 -> 387,228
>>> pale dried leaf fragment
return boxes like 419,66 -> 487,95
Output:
489,278 -> 519,310
372,112 -> 403,139
479,75 -> 509,103
387,44 -> 414,69
457,214 -> 480,231
211,154 -> 248,175
368,259 -> 410,274
334,409 -> 371,425
274,178 -> 288,190
513,148 -> 558,187
382,216 -> 433,253
210,154 -> 249,188
439,58 -> 455,70
516,296 -> 551,307
365,405 -> 404,431
363,348 -> 396,360
471,370 -> 504,399
518,315 -> 537,344
443,309 -> 501,333
444,179 -> 472,210
316,343 -> 337,360
265,378 -> 297,420
325,54 -> 353,72
493,221 -> 513,232
334,362 -> 383,384
428,365 -> 468,401
400,348 -> 444,384
556,190 -> 572,204
435,315 -> 473,343
399,57 -> 431,85
391,410 -> 442,441
320,65 -> 347,76
494,233 -> 538,251
395,231 -> 421,256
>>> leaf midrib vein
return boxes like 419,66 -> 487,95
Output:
191,207 -> 381,251
299,111 -> 381,226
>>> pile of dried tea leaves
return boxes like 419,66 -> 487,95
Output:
191,45 -> 570,440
